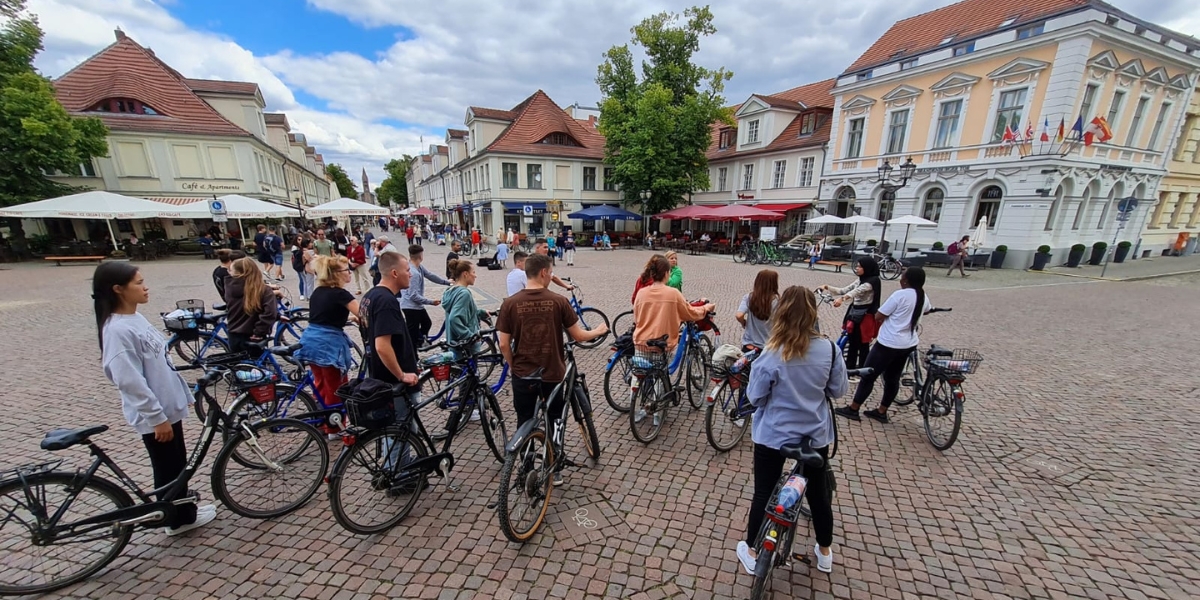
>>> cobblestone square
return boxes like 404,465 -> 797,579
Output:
0,248 -> 1196,600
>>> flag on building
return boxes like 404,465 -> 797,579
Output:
1002,125 -> 1017,146
1040,118 -> 1051,142
1055,119 -> 1065,143
1083,116 -> 1113,146
1024,121 -> 1034,142
1071,116 -> 1085,140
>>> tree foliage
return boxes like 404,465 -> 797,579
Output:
375,155 -> 412,207
325,163 -> 358,199
596,6 -> 733,216
0,0 -> 109,211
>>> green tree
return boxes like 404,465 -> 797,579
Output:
325,163 -> 358,199
596,6 -> 732,216
0,0 -> 109,232
375,155 -> 412,207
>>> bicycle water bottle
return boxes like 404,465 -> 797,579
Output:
730,349 -> 760,374
775,475 -> 808,513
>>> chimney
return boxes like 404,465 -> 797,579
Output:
114,28 -> 126,41
588,115 -> 597,128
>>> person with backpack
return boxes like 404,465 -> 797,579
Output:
291,236 -> 309,299
266,225 -> 285,280
946,235 -> 970,278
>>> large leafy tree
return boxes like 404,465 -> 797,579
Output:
375,155 -> 412,207
0,0 -> 109,237
325,163 -> 358,199
596,6 -> 732,216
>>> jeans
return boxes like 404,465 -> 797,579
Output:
851,342 -> 915,409
294,268 -> 307,296
228,332 -> 264,360
383,391 -> 420,470
141,421 -> 196,528
745,443 -> 832,548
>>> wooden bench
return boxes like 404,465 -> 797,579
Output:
45,255 -> 105,266
815,260 -> 849,273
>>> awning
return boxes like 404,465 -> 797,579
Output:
502,202 -> 546,214
754,202 -> 811,212
146,197 -> 208,206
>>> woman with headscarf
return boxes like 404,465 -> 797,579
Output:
818,256 -> 881,370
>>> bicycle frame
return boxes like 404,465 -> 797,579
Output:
503,346 -> 583,462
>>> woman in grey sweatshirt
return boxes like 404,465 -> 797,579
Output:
92,263 -> 215,534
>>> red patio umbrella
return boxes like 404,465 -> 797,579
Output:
693,204 -> 786,221
411,207 -> 435,217
654,204 -> 713,220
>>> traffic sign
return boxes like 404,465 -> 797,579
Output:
1117,196 -> 1138,213
208,199 -> 226,215
523,205 -> 533,216
212,214 -> 229,223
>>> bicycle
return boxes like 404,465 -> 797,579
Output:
560,277 -> 610,350
893,306 -> 952,409
165,298 -> 310,370
899,344 -> 982,451
747,437 -> 828,600
704,349 -> 759,452
601,328 -> 635,413
496,341 -> 600,543
627,316 -> 717,443
0,369 -> 328,596
410,333 -> 510,462
871,252 -> 904,281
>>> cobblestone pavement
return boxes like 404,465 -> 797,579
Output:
0,246 -> 1197,600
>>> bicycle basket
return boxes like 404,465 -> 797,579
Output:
420,352 -> 457,382
229,365 -> 275,404
161,307 -> 203,341
928,349 -> 983,377
632,348 -> 668,371
339,378 -> 396,430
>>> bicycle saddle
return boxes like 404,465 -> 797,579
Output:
518,367 -> 546,381
41,425 -> 108,451
928,345 -> 954,357
779,439 -> 823,468
269,343 -> 302,356
212,303 -> 227,312
647,335 -> 669,350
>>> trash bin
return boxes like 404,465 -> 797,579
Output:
1185,236 -> 1198,256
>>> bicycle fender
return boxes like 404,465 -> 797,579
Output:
505,420 -> 541,454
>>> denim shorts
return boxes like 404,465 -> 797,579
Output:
273,253 -> 284,266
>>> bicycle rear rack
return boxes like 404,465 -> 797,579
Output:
0,459 -> 63,481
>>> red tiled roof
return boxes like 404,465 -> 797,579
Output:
845,0 -> 1089,73
767,79 -> 836,109
706,79 -> 836,160
436,145 -> 449,155
53,36 -> 251,138
469,106 -> 517,121
184,78 -> 260,96
447,129 -> 468,139
484,90 -> 606,160
752,94 -> 805,111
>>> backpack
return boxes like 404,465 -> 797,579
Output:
291,247 -> 304,271
269,234 -> 283,254
947,241 -> 960,255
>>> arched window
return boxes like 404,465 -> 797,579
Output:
922,188 -> 944,222
877,190 -> 895,221
87,98 -> 161,115
974,185 -> 1001,226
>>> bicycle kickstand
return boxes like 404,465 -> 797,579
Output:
438,456 -> 460,492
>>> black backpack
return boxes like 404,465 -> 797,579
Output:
291,247 -> 304,271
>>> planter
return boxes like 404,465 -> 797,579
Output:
1113,245 -> 1130,263
989,250 -> 1007,269
1088,245 -> 1106,266
1031,252 -> 1052,271
1066,246 -> 1085,267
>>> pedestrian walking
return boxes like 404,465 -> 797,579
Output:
312,229 -> 334,257
564,231 -> 576,266
506,252 -> 529,297
946,235 -> 970,278
347,236 -> 370,294
496,241 -> 509,269
399,245 -> 451,351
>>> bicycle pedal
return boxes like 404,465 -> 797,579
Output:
562,458 -> 579,469
901,378 -> 914,386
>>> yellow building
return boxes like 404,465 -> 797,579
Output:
819,0 -> 1200,267
1147,82 -> 1200,254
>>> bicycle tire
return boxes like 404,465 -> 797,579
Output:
574,307 -> 610,350
574,387 -> 602,461
704,381 -> 749,452
923,380 -> 963,451
210,418 -> 328,519
686,336 -> 715,409
0,472 -> 134,596
880,259 -> 902,281
610,310 -> 634,337
497,428 -> 553,543
225,385 -> 319,467
750,546 -> 774,600
603,353 -> 634,413
416,365 -> 470,440
475,336 -> 502,386
170,332 -> 230,370
895,351 -> 921,406
274,309 -> 309,346
477,386 -> 509,463
629,374 -> 668,444
732,246 -> 746,263
328,426 -> 429,534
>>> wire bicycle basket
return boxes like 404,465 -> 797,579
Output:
928,349 -> 983,377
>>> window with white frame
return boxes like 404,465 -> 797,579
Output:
1147,102 -> 1172,150
1079,83 -> 1098,119
1107,90 -> 1126,131
741,164 -> 754,190
953,42 -> 975,56
846,118 -> 865,158
771,160 -> 787,188
877,191 -> 895,221
975,185 -> 1002,226
1126,97 -> 1149,146
603,167 -> 616,191
900,58 -> 918,71
922,189 -> 944,222
798,157 -> 814,187
934,100 -> 962,149
992,88 -> 1027,142
717,167 -> 728,191
799,113 -> 817,135
747,119 -> 760,144
502,162 -> 518,188
887,109 -> 909,154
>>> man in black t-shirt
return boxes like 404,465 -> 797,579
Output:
445,241 -> 461,279
212,249 -> 233,301
358,251 -> 419,391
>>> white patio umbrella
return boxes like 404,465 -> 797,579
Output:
970,215 -> 989,269
0,190 -> 186,249
306,197 -> 390,218
176,195 -> 300,240
886,214 -> 938,258
841,214 -> 881,254
805,214 -> 848,224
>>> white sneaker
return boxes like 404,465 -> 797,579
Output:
167,504 -> 216,536
552,470 -> 564,486
469,409 -> 481,422
814,544 -> 833,573
299,296 -> 306,301
634,409 -> 647,424
736,541 -> 756,575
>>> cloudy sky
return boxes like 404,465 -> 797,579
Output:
28,0 -> 1200,189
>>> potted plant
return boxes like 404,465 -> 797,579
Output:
1066,243 -> 1086,267
1114,240 -> 1132,263
932,241 -> 945,251
832,237 -> 843,245
1031,245 -> 1052,271
1089,241 -> 1107,266
990,244 -> 1008,269
866,239 -> 877,247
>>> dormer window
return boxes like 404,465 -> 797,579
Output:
537,132 -> 580,146
953,42 -> 975,57
799,113 -> 817,136
87,98 -> 160,115
900,58 -> 918,71
856,71 -> 873,82
746,119 -> 760,144
718,128 -> 736,150
1016,23 -> 1044,39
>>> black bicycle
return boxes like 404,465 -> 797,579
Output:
748,437 -> 827,600
0,369 -> 329,596
901,345 -> 982,451
496,341 -> 601,543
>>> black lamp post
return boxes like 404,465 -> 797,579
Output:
876,157 -> 916,254
639,189 -> 651,237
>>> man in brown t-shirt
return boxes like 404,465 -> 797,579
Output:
497,254 -> 608,432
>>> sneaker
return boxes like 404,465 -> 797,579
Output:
834,406 -> 861,421
736,541 -> 757,575
552,470 -> 564,486
962,274 -> 970,278
864,409 -> 889,424
633,409 -> 647,424
167,504 -> 216,536
469,409 -> 481,422
299,295 -> 306,301
814,544 -> 833,573
652,413 -> 662,427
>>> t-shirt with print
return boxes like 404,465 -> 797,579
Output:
875,288 -> 932,350
309,286 -> 355,327
312,239 -> 334,257
496,288 -> 578,383
358,286 -> 417,388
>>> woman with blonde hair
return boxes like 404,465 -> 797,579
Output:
736,285 -> 846,576
296,255 -> 358,412
225,256 -> 279,358
665,251 -> 683,292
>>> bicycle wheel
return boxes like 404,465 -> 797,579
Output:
750,546 -> 775,600
170,332 -> 229,369
686,336 -> 715,409
328,426 -> 429,534
923,379 -> 963,451
274,309 -> 309,346
574,307 -> 610,349
415,366 -> 469,441
474,336 -> 502,386
226,384 -> 319,467
629,373 -> 668,444
610,310 -> 634,336
497,428 -> 553,543
880,259 -> 902,281
0,472 -> 134,596
732,246 -> 746,263
705,381 -> 749,452
211,418 -> 328,519
603,353 -> 634,413
895,351 -> 922,406
477,386 -> 509,463
573,386 -> 602,461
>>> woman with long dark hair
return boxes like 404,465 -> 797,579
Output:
834,267 -> 931,424
93,263 -> 216,534
736,269 -> 779,350
225,256 -> 279,357
818,256 -> 881,369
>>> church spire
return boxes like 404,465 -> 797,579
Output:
361,167 -> 369,189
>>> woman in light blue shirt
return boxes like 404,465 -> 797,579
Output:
736,285 -> 846,577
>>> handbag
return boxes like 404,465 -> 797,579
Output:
846,304 -> 869,324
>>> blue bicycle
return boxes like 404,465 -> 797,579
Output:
627,311 -> 718,443
704,348 -> 759,452
560,278 -> 610,350
164,298 -> 310,370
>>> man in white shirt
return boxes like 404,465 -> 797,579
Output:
506,251 -> 528,297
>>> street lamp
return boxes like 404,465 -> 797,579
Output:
876,157 -> 916,254
639,189 -> 651,238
